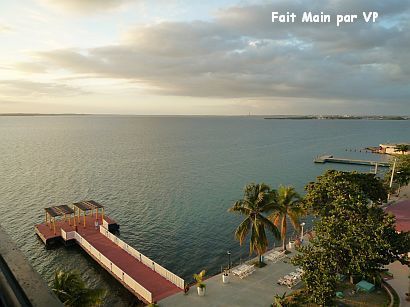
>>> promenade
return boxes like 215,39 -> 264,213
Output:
160,244 -> 303,306
385,183 -> 410,307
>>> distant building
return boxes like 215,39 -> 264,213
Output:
379,143 -> 410,155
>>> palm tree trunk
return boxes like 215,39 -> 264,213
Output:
282,237 -> 286,251
281,215 -> 287,251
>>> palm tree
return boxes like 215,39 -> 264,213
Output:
395,144 -> 409,155
228,183 -> 280,265
269,185 -> 304,251
52,270 -> 107,307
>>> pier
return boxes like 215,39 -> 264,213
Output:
314,155 -> 390,167
35,201 -> 184,304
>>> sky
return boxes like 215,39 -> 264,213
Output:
0,0 -> 409,115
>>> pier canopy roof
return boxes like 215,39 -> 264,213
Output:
73,200 -> 104,212
44,205 -> 74,218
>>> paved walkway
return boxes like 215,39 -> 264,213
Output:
386,261 -> 409,307
160,245 -> 303,306
386,183 -> 410,306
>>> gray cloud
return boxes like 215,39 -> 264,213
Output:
25,0 -> 410,111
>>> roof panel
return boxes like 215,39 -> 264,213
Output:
44,205 -> 74,217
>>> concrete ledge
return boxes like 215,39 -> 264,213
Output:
0,225 -> 62,307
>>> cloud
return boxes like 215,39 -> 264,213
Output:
37,0 -> 132,14
14,62 -> 48,73
0,80 -> 88,97
21,0 -> 410,111
0,24 -> 12,33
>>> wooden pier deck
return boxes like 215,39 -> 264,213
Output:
35,209 -> 183,304
314,155 -> 390,167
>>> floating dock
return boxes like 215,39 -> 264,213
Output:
35,201 -> 184,304
314,155 -> 390,167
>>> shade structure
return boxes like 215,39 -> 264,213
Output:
356,280 -> 375,293
44,205 -> 74,217
73,200 -> 105,228
44,205 -> 75,234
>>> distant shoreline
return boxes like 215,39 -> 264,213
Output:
0,113 -> 409,120
264,116 -> 409,120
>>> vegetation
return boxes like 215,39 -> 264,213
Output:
229,167 -> 408,306
293,171 -> 410,306
269,186 -> 304,251
193,270 -> 206,289
389,155 -> 410,189
304,170 -> 388,215
394,144 -> 409,155
228,183 -> 280,265
271,292 -> 288,307
52,270 -> 106,307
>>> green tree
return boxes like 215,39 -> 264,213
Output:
52,270 -> 107,307
292,245 -> 338,306
269,186 -> 304,251
293,195 -> 410,304
395,144 -> 409,155
228,183 -> 280,265
389,155 -> 410,189
304,170 -> 388,215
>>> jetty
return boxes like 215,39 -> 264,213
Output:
35,201 -> 184,304
314,155 -> 390,167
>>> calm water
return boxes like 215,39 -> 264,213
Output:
0,116 -> 408,305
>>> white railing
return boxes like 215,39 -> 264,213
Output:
61,229 -> 76,241
61,229 -> 67,240
66,231 -> 75,240
99,226 -> 185,289
103,219 -> 109,228
75,231 -> 153,303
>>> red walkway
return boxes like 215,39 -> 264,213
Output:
35,217 -> 181,302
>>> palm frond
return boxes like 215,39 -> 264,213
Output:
288,211 -> 302,233
258,213 -> 281,240
234,217 -> 251,245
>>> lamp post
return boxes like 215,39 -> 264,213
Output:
227,251 -> 231,271
388,158 -> 397,200
300,222 -> 306,241
389,158 -> 397,189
